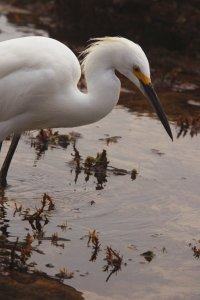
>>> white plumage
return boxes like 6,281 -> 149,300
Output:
0,36 -> 172,141
0,36 -> 172,187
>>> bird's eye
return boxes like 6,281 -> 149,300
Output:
134,67 -> 140,72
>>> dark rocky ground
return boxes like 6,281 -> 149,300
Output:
4,0 -> 200,56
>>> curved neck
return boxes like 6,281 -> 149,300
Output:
70,57 -> 121,125
56,45 -> 122,128
86,66 -> 121,121
69,67 -> 121,127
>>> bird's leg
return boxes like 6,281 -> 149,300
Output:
0,134 -> 21,188
0,142 -> 2,152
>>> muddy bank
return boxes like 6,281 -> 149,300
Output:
0,271 -> 83,300
54,0 -> 200,57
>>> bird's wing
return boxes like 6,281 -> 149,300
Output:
0,37 -> 81,122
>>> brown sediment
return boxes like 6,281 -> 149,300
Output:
0,271 -> 83,300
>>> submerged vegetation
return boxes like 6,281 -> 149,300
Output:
176,116 -> 200,138
87,229 -> 101,262
23,193 -> 54,233
30,129 -> 82,161
86,230 -> 124,282
140,250 -> 156,263
0,193 -> 127,284
103,246 -> 123,282
28,129 -> 138,190
189,240 -> 200,259
70,142 -> 138,190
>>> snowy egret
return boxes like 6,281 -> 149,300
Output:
0,36 -> 172,187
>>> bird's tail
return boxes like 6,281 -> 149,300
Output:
0,142 -> 2,152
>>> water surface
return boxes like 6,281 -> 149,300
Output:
0,6 -> 200,300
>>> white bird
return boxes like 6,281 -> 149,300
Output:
0,36 -> 172,187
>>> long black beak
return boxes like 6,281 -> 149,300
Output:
141,81 -> 173,141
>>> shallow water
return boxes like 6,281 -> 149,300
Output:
0,6 -> 200,300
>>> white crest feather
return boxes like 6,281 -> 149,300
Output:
80,36 -> 127,73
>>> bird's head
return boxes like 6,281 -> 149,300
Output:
112,37 -> 173,141
82,37 -> 173,140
